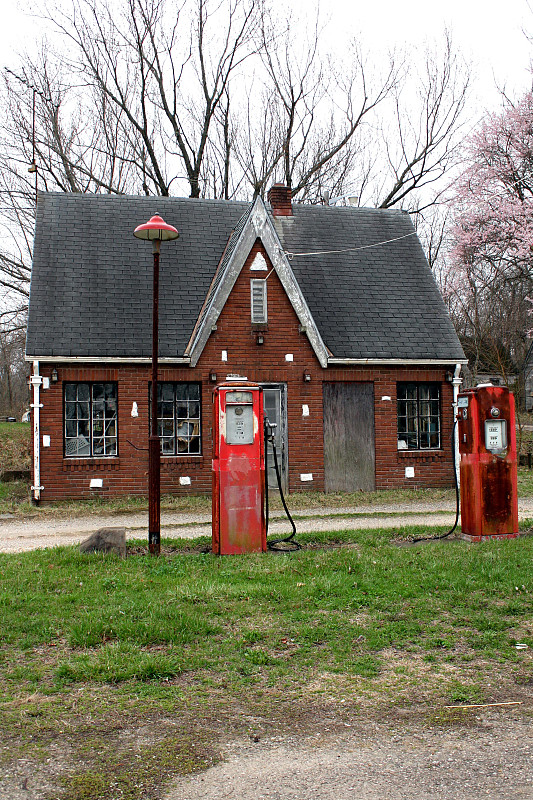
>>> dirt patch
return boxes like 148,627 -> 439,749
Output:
2,672 -> 532,800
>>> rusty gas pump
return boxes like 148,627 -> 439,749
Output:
212,382 -> 266,554
457,384 -> 519,541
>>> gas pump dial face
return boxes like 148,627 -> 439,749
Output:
225,402 -> 254,444
485,419 -> 507,452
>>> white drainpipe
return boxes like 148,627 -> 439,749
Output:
452,363 -> 463,487
30,360 -> 44,502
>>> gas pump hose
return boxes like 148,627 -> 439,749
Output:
410,420 -> 460,544
264,419 -> 301,552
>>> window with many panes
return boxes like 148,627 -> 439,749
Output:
397,383 -> 441,450
64,383 -> 118,457
150,383 -> 201,455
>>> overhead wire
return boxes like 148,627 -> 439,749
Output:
284,231 -> 417,259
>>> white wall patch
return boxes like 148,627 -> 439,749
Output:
405,466 -> 415,479
131,402 -> 138,418
222,350 -> 228,362
42,435 -> 51,447
42,377 -> 50,390
300,473 -> 313,482
302,404 -> 309,417
179,476 -> 191,486
381,395 -> 392,401
250,252 -> 268,271
285,353 -> 294,362
90,478 -> 103,489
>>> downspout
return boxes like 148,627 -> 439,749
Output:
452,363 -> 463,488
30,360 -> 43,503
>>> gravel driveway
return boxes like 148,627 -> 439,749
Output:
2,499 -> 533,553
168,710 -> 533,800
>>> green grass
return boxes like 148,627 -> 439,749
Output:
1,527 -> 532,799
0,422 -> 30,474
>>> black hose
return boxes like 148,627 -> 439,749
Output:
410,419 -> 460,544
264,417 -> 301,552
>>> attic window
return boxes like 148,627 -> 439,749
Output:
251,279 -> 267,324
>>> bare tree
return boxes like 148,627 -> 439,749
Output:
49,0 -> 260,198
374,34 -> 471,212
238,10 -> 398,203
0,325 -> 28,418
0,1 -> 472,320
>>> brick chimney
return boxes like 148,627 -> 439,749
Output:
267,183 -> 293,217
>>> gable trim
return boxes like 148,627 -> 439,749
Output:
186,196 -> 329,368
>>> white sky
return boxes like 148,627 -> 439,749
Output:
325,0 -> 532,111
1,0 -> 532,120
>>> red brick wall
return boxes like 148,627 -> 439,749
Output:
33,240 -> 457,501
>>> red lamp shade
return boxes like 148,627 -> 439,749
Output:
133,214 -> 179,241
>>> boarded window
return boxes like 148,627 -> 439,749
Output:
251,279 -> 267,323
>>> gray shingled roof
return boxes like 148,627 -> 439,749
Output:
26,193 -> 248,359
26,192 -> 465,362
276,206 -> 464,360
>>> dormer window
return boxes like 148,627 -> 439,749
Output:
251,279 -> 267,323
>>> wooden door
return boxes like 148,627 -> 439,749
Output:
323,382 -> 375,492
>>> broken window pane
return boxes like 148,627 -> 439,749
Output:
152,383 -> 202,456
64,382 -> 118,458
397,383 -> 441,451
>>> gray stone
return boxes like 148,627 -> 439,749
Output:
79,527 -> 126,558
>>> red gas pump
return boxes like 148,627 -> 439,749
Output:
457,384 -> 518,541
212,382 -> 267,554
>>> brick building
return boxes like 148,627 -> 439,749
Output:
25,185 -> 466,502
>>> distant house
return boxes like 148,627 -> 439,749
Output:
25,185 -> 466,502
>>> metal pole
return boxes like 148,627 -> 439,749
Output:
149,239 -> 161,555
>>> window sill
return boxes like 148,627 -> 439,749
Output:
63,457 -> 121,470
161,455 -> 204,464
397,449 -> 445,458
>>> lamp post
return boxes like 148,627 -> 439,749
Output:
134,214 -> 179,555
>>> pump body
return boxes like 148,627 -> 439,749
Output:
457,384 -> 518,540
212,382 -> 266,554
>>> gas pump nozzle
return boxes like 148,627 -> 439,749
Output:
264,416 -> 277,443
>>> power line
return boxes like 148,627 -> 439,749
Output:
284,231 -> 417,259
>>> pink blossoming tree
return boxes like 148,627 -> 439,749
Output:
450,90 -> 533,383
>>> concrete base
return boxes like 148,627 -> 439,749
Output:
459,531 -> 520,542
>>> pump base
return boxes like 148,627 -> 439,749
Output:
459,532 -> 520,543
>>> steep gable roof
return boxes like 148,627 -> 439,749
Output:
185,196 -> 329,367
279,205 -> 464,362
25,192 -> 465,365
